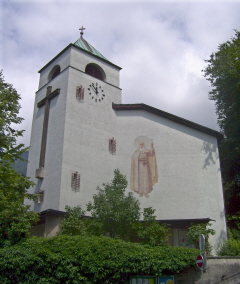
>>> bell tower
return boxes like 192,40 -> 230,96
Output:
26,28 -> 122,236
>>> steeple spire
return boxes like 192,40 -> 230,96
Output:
79,26 -> 85,38
74,28 -> 109,61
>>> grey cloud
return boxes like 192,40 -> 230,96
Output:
1,2 -> 239,146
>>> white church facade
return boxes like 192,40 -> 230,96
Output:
26,30 -> 227,253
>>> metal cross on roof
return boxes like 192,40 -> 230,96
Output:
79,26 -> 86,37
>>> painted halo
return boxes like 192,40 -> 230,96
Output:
134,136 -> 152,149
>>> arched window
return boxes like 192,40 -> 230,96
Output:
85,64 -> 105,81
48,65 -> 61,81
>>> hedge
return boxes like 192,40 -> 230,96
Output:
0,235 -> 198,284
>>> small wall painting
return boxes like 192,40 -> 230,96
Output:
76,85 -> 84,102
130,136 -> 158,198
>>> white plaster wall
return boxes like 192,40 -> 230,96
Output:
113,109 -> 227,252
38,48 -> 71,89
27,44 -> 122,213
26,66 -> 69,212
58,58 -> 121,211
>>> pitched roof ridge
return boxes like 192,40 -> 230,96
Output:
74,37 -> 108,61
81,37 -> 93,53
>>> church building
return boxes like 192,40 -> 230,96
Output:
26,28 -> 227,253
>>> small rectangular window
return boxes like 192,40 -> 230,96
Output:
71,171 -> 80,191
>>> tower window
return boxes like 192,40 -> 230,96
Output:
48,65 -> 61,81
109,138 -> 116,155
85,64 -> 105,81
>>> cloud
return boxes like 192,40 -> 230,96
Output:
1,1 -> 240,146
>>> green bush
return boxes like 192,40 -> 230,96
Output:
0,235 -> 198,284
58,205 -> 88,236
187,222 -> 215,254
217,239 -> 240,256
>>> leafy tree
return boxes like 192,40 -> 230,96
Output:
203,30 -> 240,236
58,205 -> 87,236
187,222 -> 215,254
0,71 -> 28,162
0,71 -> 39,247
134,207 -> 169,246
86,169 -> 141,240
85,169 -> 168,245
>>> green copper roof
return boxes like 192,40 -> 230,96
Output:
74,37 -> 108,61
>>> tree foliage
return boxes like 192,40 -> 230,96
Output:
203,30 -> 240,235
58,205 -> 87,236
0,71 -> 39,247
187,222 -> 215,254
0,235 -> 198,284
217,238 -> 240,256
60,169 -> 169,246
0,71 -> 28,162
133,207 -> 169,247
86,169 -> 141,240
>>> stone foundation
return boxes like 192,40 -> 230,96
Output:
175,257 -> 240,284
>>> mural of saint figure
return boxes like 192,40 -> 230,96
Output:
130,136 -> 158,198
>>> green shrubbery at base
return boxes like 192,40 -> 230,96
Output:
0,235 -> 198,284
217,239 -> 240,256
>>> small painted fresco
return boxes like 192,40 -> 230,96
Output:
76,85 -> 84,102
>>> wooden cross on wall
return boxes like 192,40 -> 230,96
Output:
35,86 -> 60,179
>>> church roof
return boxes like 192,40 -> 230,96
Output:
38,37 -> 121,73
112,103 -> 223,142
74,36 -> 108,61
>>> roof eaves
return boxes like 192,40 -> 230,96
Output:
157,218 -> 213,228
40,209 -> 66,216
112,103 -> 223,141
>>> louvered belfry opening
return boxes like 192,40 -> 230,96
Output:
85,64 -> 104,81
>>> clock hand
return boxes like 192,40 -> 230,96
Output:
91,84 -> 96,92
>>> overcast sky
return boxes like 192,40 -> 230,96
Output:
1,0 -> 240,146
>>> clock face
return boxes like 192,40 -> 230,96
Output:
88,82 -> 105,102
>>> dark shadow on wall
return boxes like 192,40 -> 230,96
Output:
216,228 -> 228,254
201,141 -> 219,169
218,210 -> 228,242
213,209 -> 228,255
